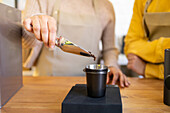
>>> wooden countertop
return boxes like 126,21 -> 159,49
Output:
0,76 -> 170,113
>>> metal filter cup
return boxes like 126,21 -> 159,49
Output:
84,64 -> 108,98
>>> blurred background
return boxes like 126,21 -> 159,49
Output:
0,0 -> 138,77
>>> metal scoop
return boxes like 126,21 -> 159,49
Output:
55,36 -> 96,61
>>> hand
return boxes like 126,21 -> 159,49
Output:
127,53 -> 146,76
107,66 -> 130,88
23,15 -> 57,48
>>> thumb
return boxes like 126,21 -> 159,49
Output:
23,18 -> 33,32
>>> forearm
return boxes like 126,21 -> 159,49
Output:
125,37 -> 170,63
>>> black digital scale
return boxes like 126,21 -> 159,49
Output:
62,84 -> 122,113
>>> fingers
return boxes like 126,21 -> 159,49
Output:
111,73 -> 119,85
48,17 -> 57,48
39,16 -> 48,46
107,71 -> 114,84
119,74 -> 130,88
32,16 -> 41,40
124,74 -> 130,87
127,54 -> 146,75
108,67 -> 130,88
23,15 -> 57,48
23,18 -> 33,32
119,73 -> 125,88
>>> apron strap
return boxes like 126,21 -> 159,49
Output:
93,0 -> 99,15
144,0 -> 152,13
143,0 -> 152,38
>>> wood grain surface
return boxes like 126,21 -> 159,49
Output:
0,76 -> 170,113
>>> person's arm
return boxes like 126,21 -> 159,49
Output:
124,0 -> 170,64
102,7 -> 119,69
125,0 -> 169,79
102,2 -> 130,87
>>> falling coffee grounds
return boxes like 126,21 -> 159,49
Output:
80,51 -> 96,61
89,51 -> 96,61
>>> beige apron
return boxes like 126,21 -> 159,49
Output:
144,0 -> 170,41
34,0 -> 103,76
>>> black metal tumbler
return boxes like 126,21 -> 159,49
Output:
84,64 -> 108,98
164,49 -> 170,106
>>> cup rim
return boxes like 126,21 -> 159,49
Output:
85,64 -> 108,71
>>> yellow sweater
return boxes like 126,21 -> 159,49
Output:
124,0 -> 170,79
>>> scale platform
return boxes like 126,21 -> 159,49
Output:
62,84 -> 122,113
